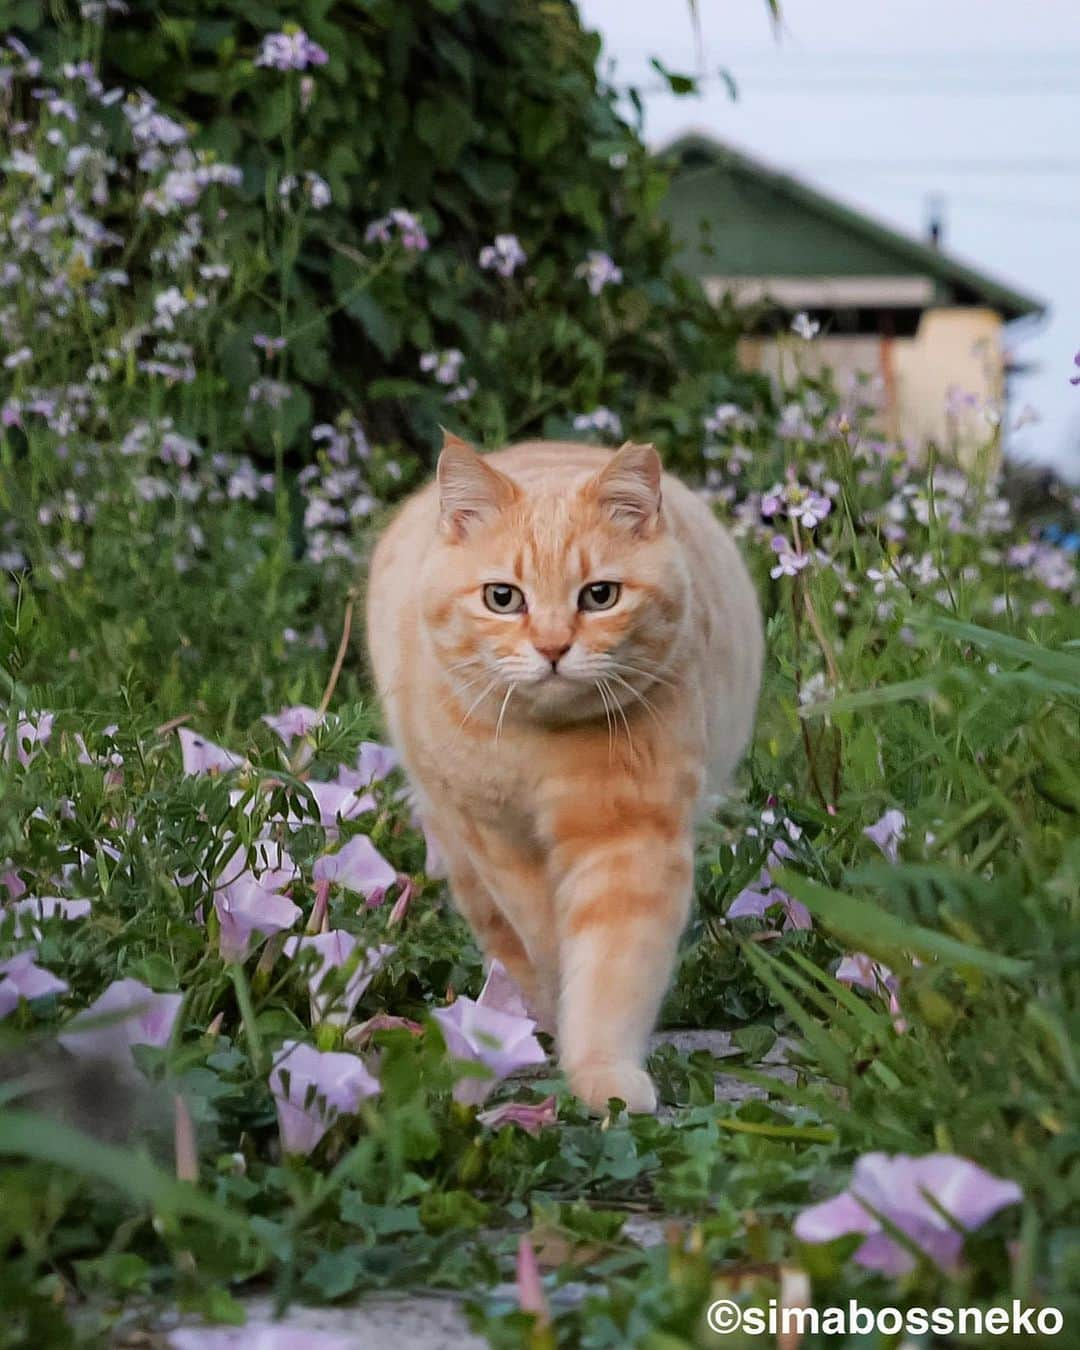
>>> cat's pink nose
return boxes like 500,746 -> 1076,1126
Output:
535,641 -> 571,667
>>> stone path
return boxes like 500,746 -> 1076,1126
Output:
156,1029 -> 794,1347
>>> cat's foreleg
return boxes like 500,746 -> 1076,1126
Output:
553,824 -> 693,1113
445,852 -> 557,1031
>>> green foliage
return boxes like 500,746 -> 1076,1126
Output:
12,0 -> 765,474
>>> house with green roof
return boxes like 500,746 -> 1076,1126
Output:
659,133 -> 1045,457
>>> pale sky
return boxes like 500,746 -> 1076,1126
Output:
578,0 -> 1080,479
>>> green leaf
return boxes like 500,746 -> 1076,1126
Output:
776,871 -> 1031,977
0,1109 -> 255,1238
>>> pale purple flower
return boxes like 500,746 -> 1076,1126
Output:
253,334 -> 287,356
177,727 -> 245,775
312,834 -> 395,899
345,1012 -> 423,1047
445,379 -> 477,405
283,932 -> 393,1025
789,491 -> 831,529
575,251 -> 622,296
0,949 -> 67,1017
835,952 -> 896,994
58,978 -> 182,1070
3,347 -> 32,370
214,871 -> 300,961
269,1040 -> 379,1154
864,808 -> 906,863
419,348 -> 464,386
256,29 -> 329,72
1,710 -> 54,766
836,953 -> 907,1033
728,882 -> 812,932
479,233 -> 527,278
417,812 -> 448,879
572,407 -> 623,439
516,1236 -> 549,1323
216,836 -> 298,893
794,1152 -> 1023,1275
348,741 -> 399,787
477,1095 -> 557,1136
760,484 -> 785,518
478,959 -> 530,1019
364,208 -> 428,252
305,172 -> 331,209
262,704 -> 322,744
10,896 -> 91,938
296,782 -> 377,833
769,536 -> 810,580
432,997 -> 546,1105
1,869 -> 26,901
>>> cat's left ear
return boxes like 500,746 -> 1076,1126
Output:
589,442 -> 663,536
437,431 -> 520,541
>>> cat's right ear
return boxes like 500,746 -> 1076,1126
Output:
437,432 -> 520,541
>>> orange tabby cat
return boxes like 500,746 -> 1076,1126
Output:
366,435 -> 762,1112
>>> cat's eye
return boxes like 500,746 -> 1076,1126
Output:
579,581 -> 621,612
483,583 -> 526,614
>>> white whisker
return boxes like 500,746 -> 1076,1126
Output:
494,683 -> 516,744
459,678 -> 500,729
601,677 -> 634,757
593,678 -> 615,763
607,658 -> 679,691
606,670 -> 664,729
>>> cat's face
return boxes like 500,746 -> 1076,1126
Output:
420,441 -> 688,723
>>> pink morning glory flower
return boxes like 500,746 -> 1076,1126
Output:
327,743 -> 398,800
864,808 -> 906,863
300,781 -> 376,833
282,932 -> 393,1025
9,895 -> 91,938
432,996 -> 546,1106
269,1040 -> 380,1155
1,868 -> 26,900
728,880 -> 812,932
262,705 -> 323,744
177,727 -> 245,776
214,869 -> 300,962
477,1095 -> 557,1136
345,1012 -> 423,1048
477,959 -> 531,1019
794,1152 -> 1023,1275
58,978 -> 182,1071
0,949 -> 67,1017
312,834 -> 395,900
836,953 -> 907,1032
1,710 -> 54,766
516,1236 -> 550,1324
408,804 -> 448,879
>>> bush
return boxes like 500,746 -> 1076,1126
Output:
11,0 -> 765,476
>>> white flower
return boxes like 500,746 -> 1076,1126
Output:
791,311 -> 820,340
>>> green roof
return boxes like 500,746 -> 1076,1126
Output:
659,133 -> 1045,323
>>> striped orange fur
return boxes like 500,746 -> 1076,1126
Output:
366,435 -> 762,1112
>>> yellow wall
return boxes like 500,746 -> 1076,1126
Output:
737,306 -> 1005,468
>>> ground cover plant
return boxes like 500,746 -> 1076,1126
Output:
2,9 -> 1080,1348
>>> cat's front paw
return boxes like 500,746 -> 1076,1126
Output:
568,1062 -> 657,1115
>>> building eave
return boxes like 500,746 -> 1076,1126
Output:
659,132 -> 1047,324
